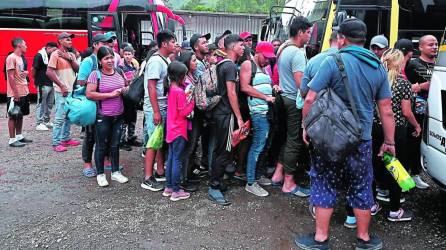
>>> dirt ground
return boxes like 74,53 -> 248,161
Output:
0,103 -> 445,249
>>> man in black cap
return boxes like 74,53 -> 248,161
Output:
296,18 -> 395,250
394,38 -> 413,79
189,33 -> 210,78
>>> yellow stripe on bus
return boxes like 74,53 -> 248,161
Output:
440,45 -> 446,52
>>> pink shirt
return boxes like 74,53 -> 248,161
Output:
166,86 -> 195,143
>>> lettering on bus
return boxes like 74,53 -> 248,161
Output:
429,130 -> 446,152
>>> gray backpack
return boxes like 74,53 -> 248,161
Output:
303,53 -> 363,162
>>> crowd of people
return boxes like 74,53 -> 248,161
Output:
4,16 -> 439,249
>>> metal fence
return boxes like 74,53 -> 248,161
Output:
173,10 -> 267,42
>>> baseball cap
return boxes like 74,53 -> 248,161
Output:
190,33 -> 211,51
181,40 -> 192,50
214,30 -> 232,45
335,18 -> 367,42
104,31 -> 117,41
370,35 -> 389,49
58,32 -> 74,40
240,31 -> 252,40
255,41 -> 276,58
394,38 -> 414,54
92,34 -> 108,43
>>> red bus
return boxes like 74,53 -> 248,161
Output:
0,0 -> 185,95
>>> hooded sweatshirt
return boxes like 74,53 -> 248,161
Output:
307,45 -> 392,140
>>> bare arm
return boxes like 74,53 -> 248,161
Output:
240,61 -> 269,101
377,98 -> 396,155
302,90 -> 317,120
77,80 -> 87,86
227,80 -> 243,122
401,99 -> 421,134
7,70 -> 20,99
148,79 -> 162,125
293,71 -> 304,97
46,67 -> 65,89
86,82 -> 120,100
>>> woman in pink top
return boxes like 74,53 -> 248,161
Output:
86,46 -> 129,187
163,61 -> 195,201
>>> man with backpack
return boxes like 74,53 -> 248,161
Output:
77,33 -> 108,177
239,41 -> 276,196
141,30 -> 176,192
47,32 -> 80,153
295,19 -> 395,250
270,16 -> 312,197
190,33 -> 210,78
207,34 -> 245,205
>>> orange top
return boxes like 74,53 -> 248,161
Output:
5,53 -> 29,97
47,49 -> 76,93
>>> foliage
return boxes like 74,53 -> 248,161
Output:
179,0 -> 286,14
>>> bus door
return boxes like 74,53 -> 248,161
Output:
87,12 -> 121,48
122,13 -> 155,60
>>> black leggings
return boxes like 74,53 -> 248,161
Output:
372,124 -> 408,212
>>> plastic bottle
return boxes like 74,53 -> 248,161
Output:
382,152 -> 416,192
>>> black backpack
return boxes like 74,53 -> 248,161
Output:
303,53 -> 363,162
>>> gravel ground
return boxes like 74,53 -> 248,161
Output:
0,103 -> 445,250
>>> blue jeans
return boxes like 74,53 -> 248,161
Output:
143,108 -> 167,148
52,91 -> 71,146
246,114 -> 269,184
166,136 -> 187,192
36,85 -> 54,124
95,115 -> 124,175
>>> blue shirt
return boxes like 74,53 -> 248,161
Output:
308,47 -> 391,140
300,47 -> 338,97
78,54 -> 98,81
194,59 -> 206,79
249,67 -> 272,115
278,46 -> 306,106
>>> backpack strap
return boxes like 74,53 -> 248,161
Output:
95,69 -> 102,110
331,53 -> 360,122
276,41 -> 298,60
249,60 -> 257,86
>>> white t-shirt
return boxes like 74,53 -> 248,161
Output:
143,54 -> 170,112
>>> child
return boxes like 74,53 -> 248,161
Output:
163,61 -> 195,201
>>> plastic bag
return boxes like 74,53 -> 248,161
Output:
146,124 -> 164,149
7,98 -> 22,120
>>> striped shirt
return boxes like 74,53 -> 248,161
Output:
87,70 -> 125,116
248,67 -> 272,115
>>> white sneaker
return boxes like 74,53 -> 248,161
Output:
36,124 -> 49,131
245,182 -> 269,197
97,174 -> 109,187
413,175 -> 430,189
111,171 -> 129,183
44,122 -> 53,128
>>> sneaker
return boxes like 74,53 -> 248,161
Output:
44,122 -> 53,128
309,204 -> 316,219
192,166 -> 208,177
170,189 -> 191,201
387,208 -> 413,222
97,174 -> 109,187
18,137 -> 33,143
295,233 -> 330,250
256,175 -> 272,186
376,195 -> 405,203
154,172 -> 166,182
61,139 -> 80,147
141,149 -> 146,158
376,188 -> 389,198
356,233 -> 382,250
141,176 -> 164,191
53,145 -> 67,152
36,123 -> 49,131
245,182 -> 269,197
233,172 -> 247,181
120,143 -> 132,151
9,140 -> 26,147
127,137 -> 143,147
371,202 -> 382,216
162,187 -> 173,197
413,175 -> 430,189
344,216 -> 357,229
111,171 -> 129,183
283,186 -> 311,197
179,181 -> 199,192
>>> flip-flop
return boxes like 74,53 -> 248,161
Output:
83,167 -> 97,178
104,165 -> 124,171
208,188 -> 231,206
283,186 -> 311,197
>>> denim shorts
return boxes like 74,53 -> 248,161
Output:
144,108 -> 167,148
309,140 -> 374,210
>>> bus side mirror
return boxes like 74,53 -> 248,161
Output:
167,19 -> 176,33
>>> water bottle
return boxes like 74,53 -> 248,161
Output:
382,153 -> 416,192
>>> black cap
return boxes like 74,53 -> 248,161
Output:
207,43 -> 218,52
92,34 -> 108,44
190,33 -> 211,51
394,38 -> 414,54
214,30 -> 232,46
335,18 -> 367,42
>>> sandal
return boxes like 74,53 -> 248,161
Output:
271,180 -> 283,188
83,167 -> 97,178
208,188 -> 231,206
283,186 -> 311,197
